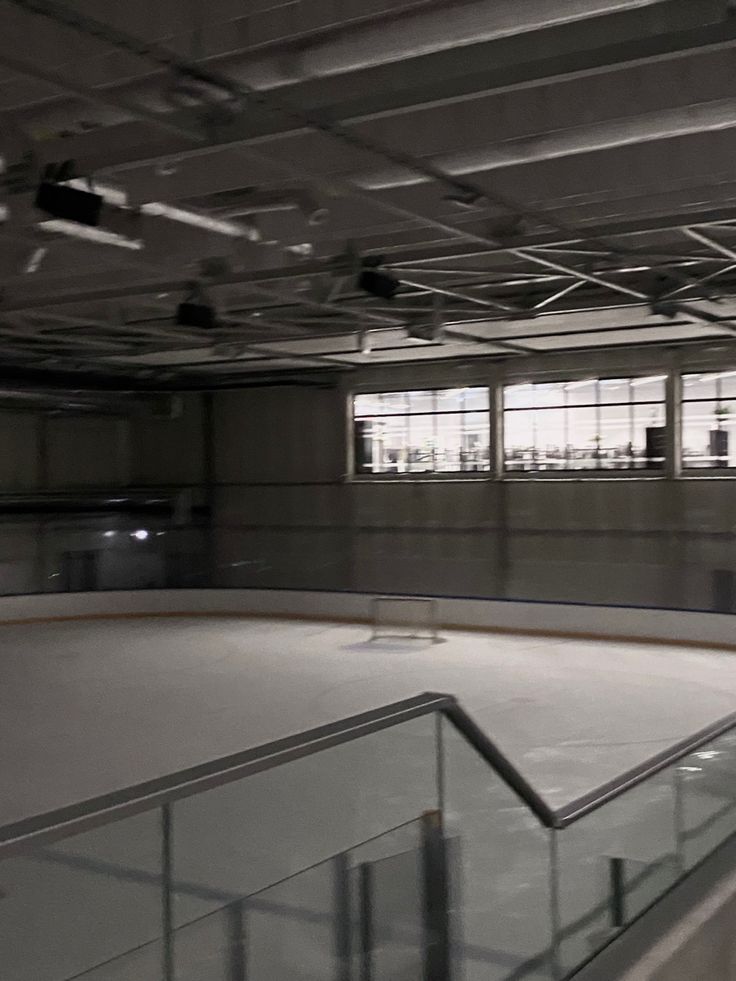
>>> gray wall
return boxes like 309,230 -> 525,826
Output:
209,352 -> 736,610
0,395 -> 206,492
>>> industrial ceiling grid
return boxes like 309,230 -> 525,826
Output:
1,0 -> 736,388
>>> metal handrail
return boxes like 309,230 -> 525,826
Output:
3,691 -> 736,856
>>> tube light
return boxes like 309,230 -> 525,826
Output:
38,219 -> 144,250
631,374 -> 667,386
564,378 -> 597,391
140,202 -> 261,241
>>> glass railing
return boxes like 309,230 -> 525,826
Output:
3,693 -> 736,981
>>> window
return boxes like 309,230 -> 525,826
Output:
682,371 -> 736,469
503,376 -> 666,472
353,387 -> 490,475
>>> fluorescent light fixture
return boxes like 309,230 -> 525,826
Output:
700,370 -> 736,383
140,202 -> 261,241
38,219 -> 143,250
62,177 -> 128,208
631,374 -> 667,386
103,530 -> 116,538
565,378 -> 597,391
617,265 -> 652,273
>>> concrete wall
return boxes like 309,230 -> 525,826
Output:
0,395 -> 206,493
208,351 -> 736,610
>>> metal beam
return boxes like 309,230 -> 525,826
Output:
15,1 -> 732,176
683,227 -> 736,263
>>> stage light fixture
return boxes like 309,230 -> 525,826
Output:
35,180 -> 102,226
176,300 -> 217,329
358,268 -> 399,300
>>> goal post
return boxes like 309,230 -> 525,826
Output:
370,595 -> 439,641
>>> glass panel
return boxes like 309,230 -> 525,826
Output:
54,939 -> 162,981
633,403 -> 666,468
172,714 -> 437,929
408,414 -> 436,472
436,389 -> 464,413
245,859 -> 338,981
556,772 -> 678,975
565,407 -> 598,469
599,378 -> 631,404
682,401 -> 722,469
354,393 -> 383,418
407,390 -> 435,414
351,820 -> 426,981
534,408 -> 567,470
563,379 -> 598,407
718,371 -> 736,399
504,384 -> 535,410
536,382 -> 568,409
379,393 -> 409,415
677,729 -> 736,870
504,408 -> 535,470
461,412 -> 490,472
682,373 -> 716,400
435,414 -> 462,472
463,387 -> 490,411
598,405 -> 633,469
442,717 -> 553,981
630,375 -> 667,403
0,810 -> 162,981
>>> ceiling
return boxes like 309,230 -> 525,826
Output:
3,0 -> 736,388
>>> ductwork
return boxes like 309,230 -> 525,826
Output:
11,0 -> 683,138
353,97 -> 736,189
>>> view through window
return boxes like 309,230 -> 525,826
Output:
682,371 -> 736,468
504,376 -> 667,471
353,387 -> 490,474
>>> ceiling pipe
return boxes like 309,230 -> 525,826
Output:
6,0 -> 680,136
355,98 -> 736,189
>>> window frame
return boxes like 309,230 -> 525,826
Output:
680,369 -> 736,476
348,384 -> 493,480
501,373 -> 668,478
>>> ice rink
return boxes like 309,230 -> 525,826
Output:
3,614 -> 736,825
4,614 -> 736,981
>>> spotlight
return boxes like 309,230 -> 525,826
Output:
177,283 -> 217,329
176,301 -> 217,329
358,268 -> 399,300
131,529 -> 149,541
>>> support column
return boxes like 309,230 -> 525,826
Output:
665,357 -> 682,481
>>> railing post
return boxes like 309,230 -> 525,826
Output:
422,810 -> 450,981
334,851 -> 353,981
673,766 -> 686,874
608,857 -> 626,929
548,828 -> 563,981
161,803 -> 174,981
359,863 -> 374,981
227,899 -> 247,981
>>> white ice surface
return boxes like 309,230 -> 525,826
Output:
2,616 -> 736,826
4,617 -> 736,981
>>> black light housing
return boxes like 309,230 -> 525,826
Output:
358,268 -> 399,300
176,301 -> 217,329
35,180 -> 102,227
